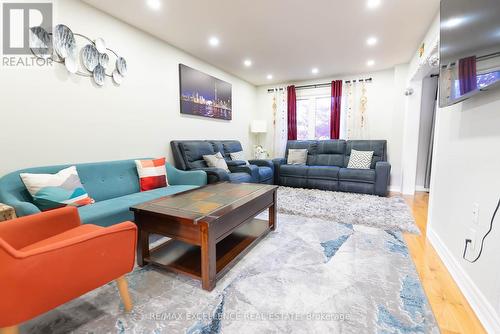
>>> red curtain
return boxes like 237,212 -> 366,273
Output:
330,80 -> 343,139
287,85 -> 297,140
458,56 -> 477,96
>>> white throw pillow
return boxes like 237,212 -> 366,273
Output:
229,151 -> 249,165
347,150 -> 374,169
20,166 -> 95,211
287,149 -> 308,165
203,152 -> 230,172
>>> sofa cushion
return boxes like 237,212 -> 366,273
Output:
221,141 -> 244,155
257,166 -> 273,182
180,142 -> 215,169
287,149 -> 308,165
280,165 -> 309,177
228,172 -> 252,183
345,140 -> 386,168
308,140 -> 346,167
308,166 -> 340,180
339,168 -> 376,183
78,185 -> 198,227
285,140 -> 317,164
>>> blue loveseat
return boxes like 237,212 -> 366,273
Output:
171,140 -> 274,184
0,159 -> 207,226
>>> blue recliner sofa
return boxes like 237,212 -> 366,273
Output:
0,159 -> 207,226
171,140 -> 274,184
274,140 -> 391,196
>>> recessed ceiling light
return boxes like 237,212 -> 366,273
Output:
442,17 -> 466,29
243,59 -> 252,67
208,36 -> 220,47
366,37 -> 378,46
366,60 -> 375,67
266,74 -> 273,80
367,0 -> 381,9
146,0 -> 161,10
311,67 -> 319,74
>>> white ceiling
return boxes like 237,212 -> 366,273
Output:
82,0 -> 439,86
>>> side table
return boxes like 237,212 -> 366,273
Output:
0,203 -> 17,222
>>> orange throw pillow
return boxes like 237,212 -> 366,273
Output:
135,158 -> 169,191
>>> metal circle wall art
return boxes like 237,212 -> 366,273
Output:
116,57 -> 127,76
53,24 -> 76,59
93,65 -> 106,86
94,38 -> 106,53
29,24 -> 127,87
29,26 -> 53,59
112,70 -> 123,85
82,44 -> 99,71
98,53 -> 109,68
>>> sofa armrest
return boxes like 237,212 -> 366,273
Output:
272,158 -> 287,185
248,159 -> 274,170
5,200 -> 40,217
375,161 -> 391,197
166,164 -> 207,186
0,207 -> 81,250
226,160 -> 247,167
0,222 -> 137,326
229,164 -> 260,182
194,167 -> 230,183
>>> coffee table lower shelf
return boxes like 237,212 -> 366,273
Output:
144,218 -> 270,282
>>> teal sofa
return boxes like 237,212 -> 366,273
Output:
0,159 -> 207,227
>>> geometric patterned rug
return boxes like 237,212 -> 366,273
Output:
23,213 -> 439,333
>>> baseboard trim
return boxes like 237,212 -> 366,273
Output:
389,186 -> 402,193
415,186 -> 430,192
427,227 -> 500,333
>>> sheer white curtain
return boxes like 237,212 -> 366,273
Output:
342,81 -> 371,139
271,87 -> 288,158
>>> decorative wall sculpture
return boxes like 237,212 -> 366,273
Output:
30,24 -> 127,87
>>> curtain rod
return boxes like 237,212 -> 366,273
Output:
267,77 -> 373,93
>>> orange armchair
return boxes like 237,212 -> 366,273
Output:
0,207 -> 137,334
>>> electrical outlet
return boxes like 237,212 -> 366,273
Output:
472,203 -> 480,225
468,228 -> 477,250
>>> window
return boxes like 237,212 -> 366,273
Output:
297,96 -> 331,140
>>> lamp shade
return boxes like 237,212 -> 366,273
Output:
251,120 -> 267,133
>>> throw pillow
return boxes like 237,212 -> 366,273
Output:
203,152 -> 230,172
287,149 -> 308,165
135,158 -> 169,192
20,166 -> 95,211
347,150 -> 374,169
229,151 -> 249,165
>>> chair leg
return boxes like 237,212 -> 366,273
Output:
0,326 -> 19,334
116,276 -> 133,312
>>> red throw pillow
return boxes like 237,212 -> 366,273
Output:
135,158 -> 169,191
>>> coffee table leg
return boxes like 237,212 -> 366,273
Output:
137,228 -> 149,267
200,222 -> 216,291
269,189 -> 277,231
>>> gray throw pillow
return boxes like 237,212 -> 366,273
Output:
347,150 -> 374,169
229,151 -> 249,165
203,152 -> 230,172
287,149 -> 308,165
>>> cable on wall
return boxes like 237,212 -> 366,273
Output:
462,197 -> 500,263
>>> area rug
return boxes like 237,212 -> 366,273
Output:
277,187 -> 420,234
23,214 -> 438,334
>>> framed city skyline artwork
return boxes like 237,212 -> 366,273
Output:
179,64 -> 232,120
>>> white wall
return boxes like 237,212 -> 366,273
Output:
428,88 -> 500,333
415,76 -> 438,190
0,0 -> 257,176
255,67 -> 408,191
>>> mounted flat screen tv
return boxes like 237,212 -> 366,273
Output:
439,0 -> 500,107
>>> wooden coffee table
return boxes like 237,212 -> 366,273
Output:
131,182 -> 278,291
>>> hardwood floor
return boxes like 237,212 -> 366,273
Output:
402,192 -> 486,334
